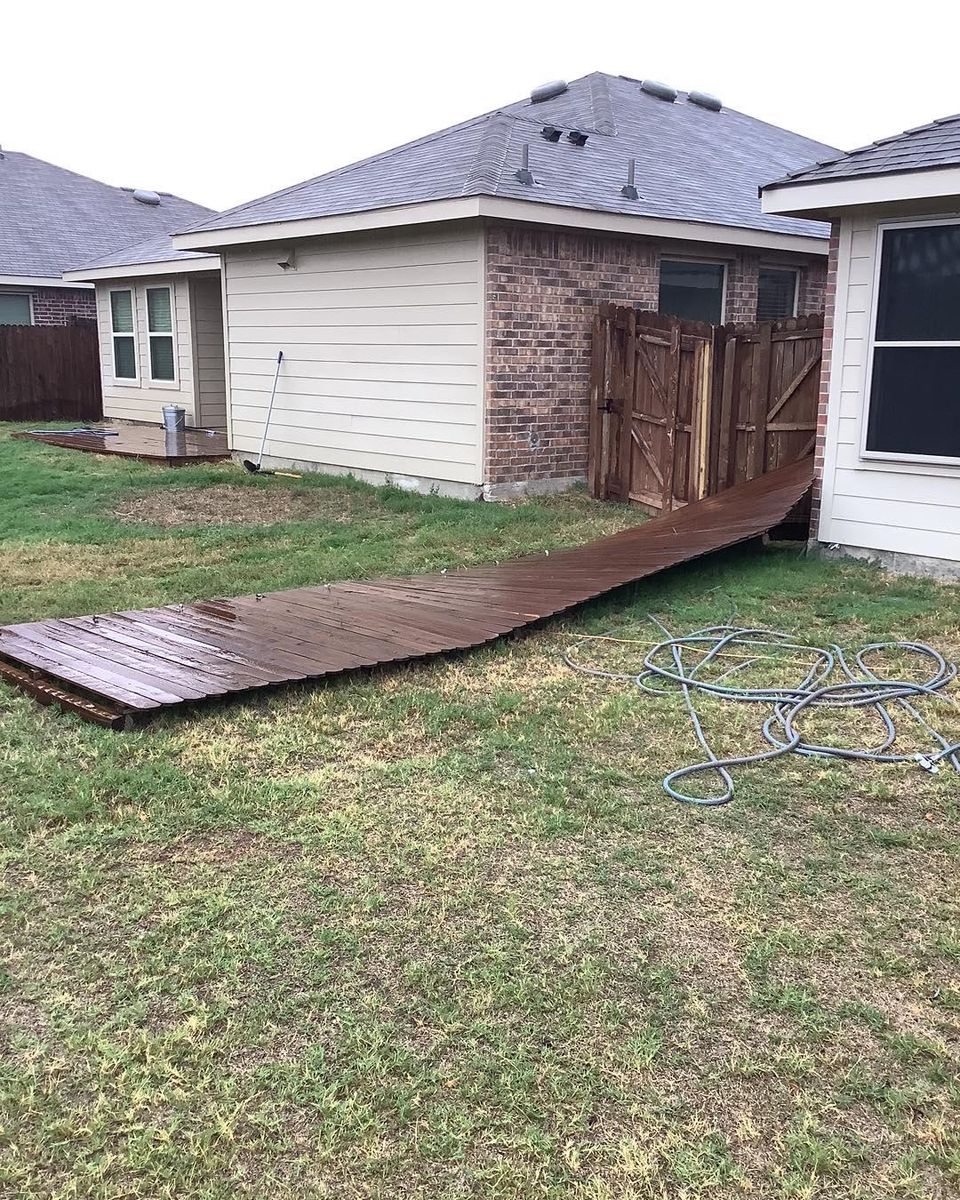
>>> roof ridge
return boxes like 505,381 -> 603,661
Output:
461,113 -> 515,196
0,150 -> 212,212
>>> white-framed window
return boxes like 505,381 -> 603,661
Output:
146,286 -> 176,382
757,267 -> 799,321
658,259 -> 726,324
863,218 -> 960,466
109,288 -> 138,380
0,292 -> 33,325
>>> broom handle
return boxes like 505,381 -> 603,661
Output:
256,350 -> 284,468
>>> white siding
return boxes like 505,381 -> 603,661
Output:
97,276 -> 196,423
818,212 -> 960,563
223,225 -> 484,485
189,275 -> 227,429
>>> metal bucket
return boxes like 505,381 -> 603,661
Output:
162,404 -> 186,433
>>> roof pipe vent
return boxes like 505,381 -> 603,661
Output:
530,79 -> 568,103
639,79 -> 677,103
514,144 -> 535,186
132,188 -> 161,206
541,125 -> 562,142
567,130 -> 588,147
621,159 -> 640,200
688,90 -> 722,112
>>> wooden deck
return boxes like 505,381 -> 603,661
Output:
0,459 -> 813,728
12,424 -> 230,466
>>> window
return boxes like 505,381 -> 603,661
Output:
146,287 -> 175,382
110,289 -> 137,380
865,221 -> 960,462
659,260 -> 725,324
0,293 -> 32,325
757,268 -> 798,321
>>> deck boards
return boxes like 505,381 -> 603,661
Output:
0,459 -> 813,727
12,425 -> 230,465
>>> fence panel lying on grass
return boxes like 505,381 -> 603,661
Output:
0,325 -> 102,422
590,307 -> 822,511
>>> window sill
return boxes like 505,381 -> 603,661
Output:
857,450 -> 960,475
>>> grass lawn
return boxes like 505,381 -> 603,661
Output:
1,426 -> 959,1199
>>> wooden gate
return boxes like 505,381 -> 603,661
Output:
0,325 -> 103,422
589,306 -> 822,510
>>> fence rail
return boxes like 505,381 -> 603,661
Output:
589,307 -> 822,511
0,325 -> 102,422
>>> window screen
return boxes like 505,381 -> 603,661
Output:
0,293 -> 32,325
658,261 -> 725,324
110,289 -> 137,380
866,222 -> 960,460
757,269 -> 798,321
146,286 -> 175,381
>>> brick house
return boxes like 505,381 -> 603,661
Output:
0,150 -> 211,329
71,73 -> 836,498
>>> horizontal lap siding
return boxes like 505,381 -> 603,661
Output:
223,227 -> 484,484
819,214 -> 960,562
190,276 -> 227,430
97,276 -> 196,424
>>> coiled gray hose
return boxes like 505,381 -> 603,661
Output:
563,620 -> 960,806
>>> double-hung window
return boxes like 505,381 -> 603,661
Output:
110,289 -> 137,380
146,286 -> 176,382
658,260 -> 725,324
0,293 -> 32,325
865,221 -> 960,463
757,268 -> 798,321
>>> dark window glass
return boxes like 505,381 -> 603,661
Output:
876,224 -> 960,342
866,346 -> 960,457
658,261 -> 724,324
757,269 -> 798,321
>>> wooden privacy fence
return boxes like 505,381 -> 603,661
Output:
589,306 -> 822,511
0,325 -> 102,422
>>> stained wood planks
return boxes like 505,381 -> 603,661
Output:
0,459 -> 814,728
11,425 -> 230,466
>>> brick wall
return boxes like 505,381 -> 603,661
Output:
484,223 -> 828,491
29,287 -> 97,326
810,225 -> 840,538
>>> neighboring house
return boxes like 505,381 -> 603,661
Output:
72,73 -> 839,497
762,114 -> 960,577
0,149 -> 212,328
64,235 -> 226,429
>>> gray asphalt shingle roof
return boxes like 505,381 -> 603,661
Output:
182,73 -> 838,241
0,151 -> 213,279
73,231 -> 216,273
765,112 -> 960,189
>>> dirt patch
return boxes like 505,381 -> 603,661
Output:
114,484 -> 372,529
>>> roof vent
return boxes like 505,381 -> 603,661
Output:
132,188 -> 161,206
621,159 -> 640,201
639,79 -> 677,102
514,144 -> 535,186
541,125 -> 562,142
530,79 -> 568,104
688,90 -> 722,112
567,130 -> 588,147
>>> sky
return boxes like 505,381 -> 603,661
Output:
2,0 -> 959,213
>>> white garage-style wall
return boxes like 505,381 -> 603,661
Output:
222,223 -> 484,493
818,212 -> 960,572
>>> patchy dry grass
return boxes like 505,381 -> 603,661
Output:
1,426 -> 959,1198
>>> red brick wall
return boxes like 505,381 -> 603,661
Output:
484,223 -> 828,490
29,287 -> 97,326
810,226 -> 840,537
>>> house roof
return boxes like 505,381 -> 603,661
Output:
0,150 -> 213,280
179,73 -> 838,243
69,231 -> 217,275
765,112 -> 960,190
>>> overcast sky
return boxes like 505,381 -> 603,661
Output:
3,0 -> 958,213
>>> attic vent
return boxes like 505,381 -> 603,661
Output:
567,130 -> 588,147
688,90 -> 722,112
132,188 -> 161,206
541,125 -> 562,142
530,79 -> 568,103
639,79 -> 677,102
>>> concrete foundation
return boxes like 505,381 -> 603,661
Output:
814,541 -> 960,581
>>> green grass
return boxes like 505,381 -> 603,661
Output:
1,426 -> 959,1199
